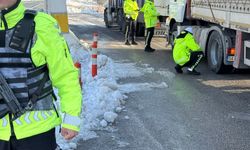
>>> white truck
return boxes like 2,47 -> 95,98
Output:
167,0 -> 250,73
105,0 -> 250,73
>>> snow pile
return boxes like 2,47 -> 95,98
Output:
156,70 -> 176,81
66,0 -> 103,17
56,32 -> 169,149
104,111 -> 118,123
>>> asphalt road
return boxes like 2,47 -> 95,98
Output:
68,13 -> 250,150
21,1 -> 250,149
69,13 -> 250,150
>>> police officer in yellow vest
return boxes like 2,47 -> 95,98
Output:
173,27 -> 204,75
0,0 -> 82,149
124,0 -> 139,45
141,0 -> 159,52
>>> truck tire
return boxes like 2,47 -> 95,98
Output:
104,9 -> 111,28
170,23 -> 178,50
118,9 -> 126,33
207,30 -> 231,73
136,22 -> 145,37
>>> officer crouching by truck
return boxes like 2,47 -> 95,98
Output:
173,27 -> 204,75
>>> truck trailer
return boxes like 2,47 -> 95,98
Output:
105,0 -> 250,73
167,0 -> 250,73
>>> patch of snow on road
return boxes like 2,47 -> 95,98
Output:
56,32 -> 170,149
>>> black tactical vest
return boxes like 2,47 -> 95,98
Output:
0,10 -> 54,111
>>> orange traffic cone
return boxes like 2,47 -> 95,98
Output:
91,32 -> 98,77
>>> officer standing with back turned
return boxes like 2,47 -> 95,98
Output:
141,0 -> 159,52
124,0 -> 139,45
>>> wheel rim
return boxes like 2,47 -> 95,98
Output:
170,31 -> 178,47
210,39 -> 220,66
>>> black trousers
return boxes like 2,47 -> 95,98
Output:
0,128 -> 58,150
180,51 -> 204,70
125,18 -> 136,42
145,27 -> 155,48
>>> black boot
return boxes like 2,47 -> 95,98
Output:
125,41 -> 130,45
175,65 -> 183,74
150,47 -> 156,51
144,46 -> 155,52
131,41 -> 138,45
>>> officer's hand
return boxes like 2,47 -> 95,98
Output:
61,127 -> 78,140
126,15 -> 131,19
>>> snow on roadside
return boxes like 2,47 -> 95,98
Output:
55,32 -> 170,149
66,0 -> 103,17
156,69 -> 176,81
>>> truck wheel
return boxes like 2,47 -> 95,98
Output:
207,30 -> 231,73
136,22 -> 145,37
118,9 -> 126,33
170,23 -> 178,50
104,9 -> 111,28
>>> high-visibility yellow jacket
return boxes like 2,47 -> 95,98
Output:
141,0 -> 159,28
0,1 -> 82,141
123,0 -> 139,20
173,31 -> 201,66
